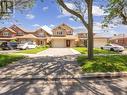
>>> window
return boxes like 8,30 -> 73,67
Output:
39,32 -> 44,37
67,31 -> 72,35
3,32 -> 10,36
17,31 -> 23,35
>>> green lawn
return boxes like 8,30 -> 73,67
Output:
0,54 -> 24,67
77,55 -> 127,73
74,47 -> 116,54
19,46 -> 48,54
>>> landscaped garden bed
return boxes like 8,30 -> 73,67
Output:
77,55 -> 127,73
0,54 -> 24,67
74,47 -> 116,54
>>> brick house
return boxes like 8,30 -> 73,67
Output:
0,24 -> 110,48
110,34 -> 127,47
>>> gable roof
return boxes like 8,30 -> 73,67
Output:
0,27 -> 16,33
35,26 -> 52,35
10,24 -> 33,33
41,25 -> 52,35
111,34 -> 127,40
16,34 -> 37,39
52,23 -> 73,31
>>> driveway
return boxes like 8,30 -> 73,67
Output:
25,48 -> 81,57
122,50 -> 127,54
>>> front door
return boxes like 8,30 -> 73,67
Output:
66,40 -> 70,47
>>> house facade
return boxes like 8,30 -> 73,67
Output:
110,34 -> 127,47
0,24 -> 109,48
49,24 -> 78,48
78,33 -> 109,48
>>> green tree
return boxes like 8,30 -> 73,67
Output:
104,0 -> 127,25
0,0 -> 35,19
57,0 -> 94,59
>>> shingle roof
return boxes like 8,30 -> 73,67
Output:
16,34 -> 38,39
0,27 -> 16,33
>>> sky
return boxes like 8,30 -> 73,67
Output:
0,0 -> 127,37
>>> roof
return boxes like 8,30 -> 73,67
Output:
52,23 -> 73,31
0,38 -> 16,40
40,26 -> 52,35
0,27 -> 16,33
49,35 -> 78,40
111,34 -> 127,40
10,24 -> 34,33
16,34 -> 38,39
94,35 -> 109,39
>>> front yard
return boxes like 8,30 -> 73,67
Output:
19,46 -> 48,54
77,55 -> 127,73
74,47 -> 116,54
0,54 -> 24,67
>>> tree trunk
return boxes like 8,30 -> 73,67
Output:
87,0 -> 93,59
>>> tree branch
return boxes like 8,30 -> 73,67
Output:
57,0 -> 88,28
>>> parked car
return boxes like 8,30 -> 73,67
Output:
101,44 -> 124,52
17,42 -> 37,50
0,42 -> 18,50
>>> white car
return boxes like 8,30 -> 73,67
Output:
101,44 -> 124,52
17,42 -> 37,50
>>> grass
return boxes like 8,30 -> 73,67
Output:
74,47 -> 116,54
0,54 -> 24,67
19,46 -> 48,54
77,55 -> 127,73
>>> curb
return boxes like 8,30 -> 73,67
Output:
0,72 -> 127,80
81,72 -> 127,78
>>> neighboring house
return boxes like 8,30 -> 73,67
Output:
110,34 -> 127,47
78,33 -> 109,48
10,25 -> 28,36
0,27 -> 17,42
0,24 -> 110,48
16,27 -> 51,45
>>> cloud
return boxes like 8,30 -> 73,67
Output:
69,18 -> 74,21
92,6 -> 107,16
42,6 -> 49,11
49,24 -> 55,28
57,2 -> 75,18
32,24 -> 41,27
57,3 -> 106,18
26,14 -> 35,19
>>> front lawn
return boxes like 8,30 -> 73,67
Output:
77,55 -> 127,73
0,54 -> 24,67
19,46 -> 48,54
74,47 -> 116,54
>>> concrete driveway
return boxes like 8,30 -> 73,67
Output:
38,48 -> 81,56
25,48 -> 81,58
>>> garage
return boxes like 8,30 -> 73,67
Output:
94,38 -> 108,48
52,39 -> 65,48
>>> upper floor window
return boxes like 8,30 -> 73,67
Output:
17,31 -> 23,35
3,32 -> 10,36
66,30 -> 72,35
39,32 -> 44,37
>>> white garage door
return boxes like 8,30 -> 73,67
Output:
94,39 -> 107,48
52,39 -> 65,48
